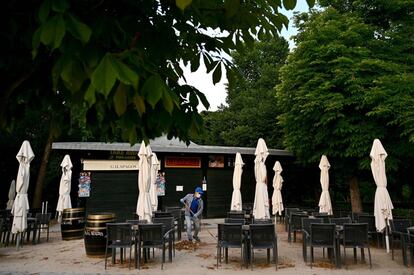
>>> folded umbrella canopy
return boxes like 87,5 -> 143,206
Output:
56,155 -> 73,221
371,139 -> 393,253
12,140 -> 34,235
253,138 -> 270,219
230,152 -> 244,211
149,152 -> 160,211
272,161 -> 284,216
318,155 -> 333,215
136,141 -> 153,222
6,180 -> 16,210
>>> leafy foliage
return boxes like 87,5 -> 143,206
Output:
276,2 -> 414,200
194,36 -> 289,148
1,0 -> 308,145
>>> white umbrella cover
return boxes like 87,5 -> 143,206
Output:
272,161 -> 284,216
56,155 -> 73,220
253,138 -> 270,219
149,152 -> 160,211
230,153 -> 244,211
371,139 -> 393,252
6,180 -> 16,210
136,141 -> 153,222
318,155 -> 333,215
11,140 -> 34,234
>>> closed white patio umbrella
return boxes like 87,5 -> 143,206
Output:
253,138 -> 270,219
6,180 -> 16,210
272,161 -> 284,216
230,153 -> 244,211
12,140 -> 34,248
56,155 -> 73,222
318,155 -> 333,215
371,139 -> 393,253
149,152 -> 160,211
136,141 -> 153,222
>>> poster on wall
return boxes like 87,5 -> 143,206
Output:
156,172 -> 166,196
78,172 -> 91,197
208,155 -> 225,168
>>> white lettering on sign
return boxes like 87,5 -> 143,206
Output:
84,230 -> 104,237
83,160 -> 139,171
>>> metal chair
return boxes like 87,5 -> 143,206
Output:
153,217 -> 176,260
35,213 -> 51,243
357,215 -> 381,248
309,223 -> 337,268
390,219 -> 411,261
402,228 -> 414,266
351,212 -> 369,222
313,213 -> 334,223
288,212 -> 308,243
137,223 -> 167,270
105,223 -> 134,270
227,211 -> 245,219
301,218 -> 323,262
252,219 -> 273,224
165,206 -> 183,240
153,211 -> 173,218
342,223 -> 372,268
329,217 -> 352,226
249,224 -> 278,270
224,218 -> 245,224
216,223 -> 244,268
284,207 -> 300,231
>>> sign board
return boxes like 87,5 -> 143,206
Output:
83,160 -> 139,171
164,156 -> 201,168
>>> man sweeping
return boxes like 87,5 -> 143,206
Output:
180,187 -> 204,242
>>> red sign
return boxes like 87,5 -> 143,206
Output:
164,156 -> 201,168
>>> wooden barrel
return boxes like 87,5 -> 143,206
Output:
61,208 -> 85,240
84,212 -> 116,257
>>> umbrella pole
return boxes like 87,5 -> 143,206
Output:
16,233 -> 21,251
385,218 -> 390,253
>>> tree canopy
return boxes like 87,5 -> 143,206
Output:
276,1 -> 414,210
194,35 -> 289,148
1,0 -> 312,145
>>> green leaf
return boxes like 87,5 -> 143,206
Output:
114,83 -> 127,116
132,94 -> 146,116
66,14 -> 91,44
224,0 -> 240,17
91,53 -> 117,97
283,0 -> 297,10
212,63 -> 222,85
195,90 -> 210,110
38,0 -> 51,23
111,58 -> 139,90
176,0 -> 192,11
128,127 -> 138,145
52,0 -> 69,12
162,90 -> 174,114
60,59 -> 85,92
32,27 -> 42,58
306,0 -> 315,8
190,55 -> 200,72
141,75 -> 165,108
84,84 -> 96,106
40,15 -> 66,49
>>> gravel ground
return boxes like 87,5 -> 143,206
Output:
0,220 -> 413,275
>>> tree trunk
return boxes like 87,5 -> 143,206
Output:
32,120 -> 57,208
349,176 -> 362,213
